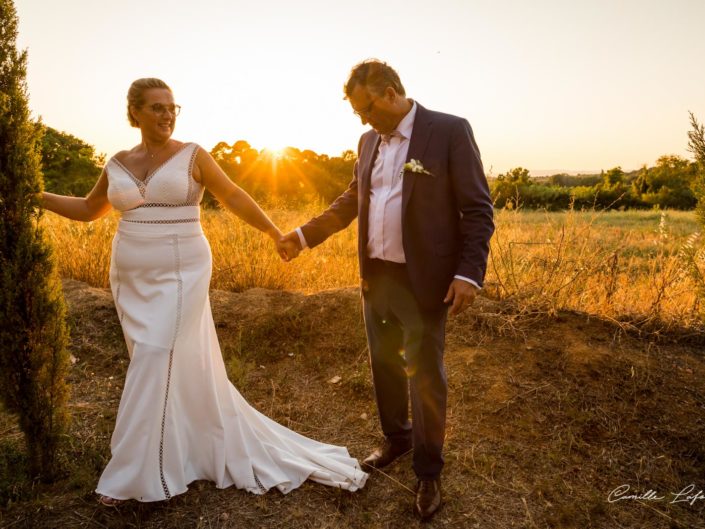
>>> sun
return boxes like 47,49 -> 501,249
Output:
263,146 -> 286,159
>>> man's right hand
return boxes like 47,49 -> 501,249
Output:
277,231 -> 303,262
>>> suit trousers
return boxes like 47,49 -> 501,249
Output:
362,259 -> 448,479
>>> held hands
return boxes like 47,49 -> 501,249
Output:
276,231 -> 303,262
444,279 -> 478,316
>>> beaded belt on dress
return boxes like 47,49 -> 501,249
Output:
121,205 -> 200,224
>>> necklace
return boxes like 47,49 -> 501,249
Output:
143,140 -> 170,159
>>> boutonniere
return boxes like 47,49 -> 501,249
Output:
400,159 -> 433,177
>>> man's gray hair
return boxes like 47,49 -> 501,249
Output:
344,59 -> 406,99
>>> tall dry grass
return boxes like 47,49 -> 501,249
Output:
43,206 -> 705,331
42,202 -> 359,293
487,208 -> 705,331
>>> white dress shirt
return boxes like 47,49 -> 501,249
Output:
365,102 -> 416,262
296,101 -> 478,290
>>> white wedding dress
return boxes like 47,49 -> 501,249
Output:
96,142 -> 367,501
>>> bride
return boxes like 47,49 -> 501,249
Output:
42,78 -> 367,505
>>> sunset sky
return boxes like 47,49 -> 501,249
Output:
14,0 -> 705,176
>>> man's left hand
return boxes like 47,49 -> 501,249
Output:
443,279 -> 478,316
277,231 -> 302,262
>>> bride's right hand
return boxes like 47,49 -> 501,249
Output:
277,231 -> 302,262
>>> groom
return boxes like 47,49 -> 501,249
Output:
279,59 -> 494,520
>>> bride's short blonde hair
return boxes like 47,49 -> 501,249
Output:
127,78 -> 172,127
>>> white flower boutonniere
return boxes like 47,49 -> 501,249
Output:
400,159 -> 433,177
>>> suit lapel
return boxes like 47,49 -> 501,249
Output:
359,133 -> 381,200
358,132 -> 381,254
402,104 -> 432,217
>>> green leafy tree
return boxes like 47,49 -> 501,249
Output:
0,0 -> 70,480
631,165 -> 650,196
40,126 -> 103,196
503,167 -> 531,184
602,166 -> 625,187
491,167 -> 531,208
632,155 -> 697,209
595,166 -> 641,209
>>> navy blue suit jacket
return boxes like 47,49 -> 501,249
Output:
301,103 -> 495,310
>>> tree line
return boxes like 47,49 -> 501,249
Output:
207,141 -> 355,207
40,131 -> 356,208
41,128 -> 702,212
492,156 -> 700,211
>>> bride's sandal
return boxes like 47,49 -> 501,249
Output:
98,495 -> 125,507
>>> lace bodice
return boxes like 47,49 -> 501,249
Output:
106,142 -> 204,212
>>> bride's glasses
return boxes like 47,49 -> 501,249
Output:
145,103 -> 182,117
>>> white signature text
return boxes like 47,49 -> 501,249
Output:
608,484 -> 705,506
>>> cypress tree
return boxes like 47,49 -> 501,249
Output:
0,0 -> 70,480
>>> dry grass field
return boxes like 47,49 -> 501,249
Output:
43,207 -> 705,333
487,209 -> 705,334
1,207 -> 705,528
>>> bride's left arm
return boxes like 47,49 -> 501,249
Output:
194,147 -> 282,243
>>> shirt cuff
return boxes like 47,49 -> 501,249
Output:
454,275 -> 481,290
295,227 -> 308,249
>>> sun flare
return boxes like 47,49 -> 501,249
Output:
264,147 -> 285,159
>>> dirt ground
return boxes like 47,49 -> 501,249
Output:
1,279 -> 705,528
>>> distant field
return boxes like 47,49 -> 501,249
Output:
513,209 -> 698,234
43,208 -> 704,331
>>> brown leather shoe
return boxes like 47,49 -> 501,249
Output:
415,478 -> 442,521
362,439 -> 412,469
